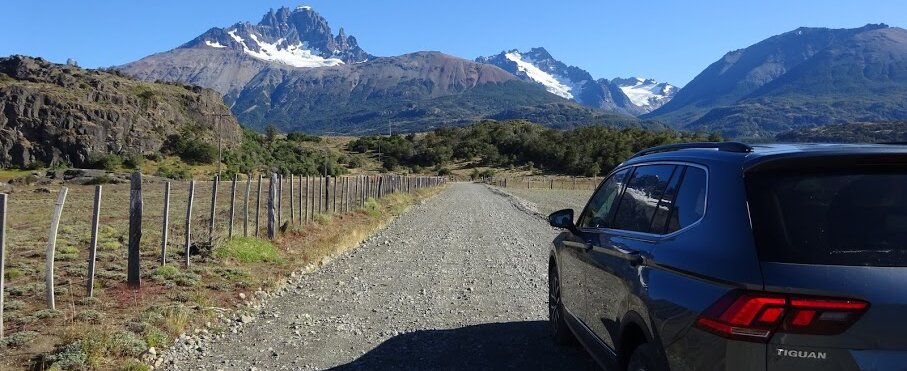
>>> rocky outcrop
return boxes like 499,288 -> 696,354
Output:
0,55 -> 242,168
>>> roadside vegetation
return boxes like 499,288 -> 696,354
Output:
348,120 -> 720,176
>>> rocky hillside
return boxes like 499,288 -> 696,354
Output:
231,51 -> 577,133
0,55 -> 241,168
644,24 -> 907,138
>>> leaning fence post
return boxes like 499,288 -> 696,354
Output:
160,182 -> 170,266
87,186 -> 102,296
305,176 -> 311,223
333,176 -> 338,213
0,193 -> 6,340
298,174 -> 303,223
184,180 -> 195,269
127,172 -> 143,289
228,175 -> 237,238
244,174 -> 251,237
45,187 -> 68,310
268,174 -> 277,240
208,175 -> 219,244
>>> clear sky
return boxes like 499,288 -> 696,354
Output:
1,0 -> 903,86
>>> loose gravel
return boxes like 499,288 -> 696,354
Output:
496,187 -> 594,218
162,183 -> 596,370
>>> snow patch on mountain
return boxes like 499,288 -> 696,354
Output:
227,29 -> 344,68
616,77 -> 677,109
504,51 -> 576,100
205,40 -> 226,48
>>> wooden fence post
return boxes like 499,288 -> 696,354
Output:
228,175 -> 237,238
184,180 -> 195,269
45,187 -> 67,310
298,174 -> 303,223
305,176 -> 311,223
333,176 -> 338,213
87,186 -> 102,296
127,172 -> 143,289
289,174 -> 295,224
255,175 -> 262,237
160,182 -> 169,266
244,174 -> 251,237
208,175 -> 219,244
0,193 -> 6,340
268,174 -> 277,240
277,174 -> 283,228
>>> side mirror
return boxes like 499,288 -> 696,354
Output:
548,209 -> 576,230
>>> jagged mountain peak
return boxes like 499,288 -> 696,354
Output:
476,48 -> 676,115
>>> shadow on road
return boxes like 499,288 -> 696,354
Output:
329,320 -> 599,370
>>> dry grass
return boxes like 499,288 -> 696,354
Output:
0,178 -> 444,370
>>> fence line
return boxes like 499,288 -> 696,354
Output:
0,173 -> 446,322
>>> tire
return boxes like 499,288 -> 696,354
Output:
549,264 -> 576,345
626,343 -> 669,371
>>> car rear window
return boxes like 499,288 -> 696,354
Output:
747,171 -> 907,267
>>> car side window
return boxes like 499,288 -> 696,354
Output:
611,165 -> 678,233
578,169 -> 631,229
664,166 -> 707,234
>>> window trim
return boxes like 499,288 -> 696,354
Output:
576,168 -> 632,229
579,161 -> 709,240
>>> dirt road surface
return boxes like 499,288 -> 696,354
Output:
165,183 -> 596,370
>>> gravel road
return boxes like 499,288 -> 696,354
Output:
497,188 -> 595,217
166,183 -> 596,370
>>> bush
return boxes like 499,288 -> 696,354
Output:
4,300 -> 24,311
362,198 -> 382,217
214,238 -> 281,263
76,309 -> 102,324
4,268 -> 24,280
36,309 -> 62,319
162,135 -> 217,165
123,154 -> 144,169
143,326 -> 169,349
47,342 -> 88,370
1,331 -> 38,347
286,132 -> 322,142
85,154 -> 123,170
109,331 -> 147,357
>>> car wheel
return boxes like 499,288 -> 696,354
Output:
626,343 -> 668,371
549,264 -> 575,345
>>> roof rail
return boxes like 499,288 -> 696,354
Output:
631,142 -> 753,159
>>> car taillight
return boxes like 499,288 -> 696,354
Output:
694,291 -> 869,342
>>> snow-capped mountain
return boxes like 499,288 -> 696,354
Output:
184,5 -> 371,68
612,77 -> 678,112
121,6 -> 372,99
477,47 -> 676,115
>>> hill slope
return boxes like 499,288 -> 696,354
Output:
644,24 -> 907,138
0,56 -> 241,168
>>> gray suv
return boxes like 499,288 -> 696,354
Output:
547,142 -> 907,371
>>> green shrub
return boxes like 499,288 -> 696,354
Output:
162,135 -> 217,164
314,213 -> 333,225
214,237 -> 281,263
4,268 -> 24,280
4,300 -> 24,311
1,331 -> 38,347
143,326 -> 168,349
286,132 -> 322,142
47,342 -> 88,369
362,198 -> 382,217
122,154 -> 144,169
85,154 -> 123,170
36,309 -> 62,319
76,309 -> 102,324
109,331 -> 147,357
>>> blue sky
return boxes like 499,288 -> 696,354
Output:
1,0 -> 903,86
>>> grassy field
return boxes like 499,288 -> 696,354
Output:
0,176 -> 443,370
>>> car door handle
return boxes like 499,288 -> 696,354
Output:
611,247 -> 644,267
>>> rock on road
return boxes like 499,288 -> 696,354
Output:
169,183 -> 597,370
